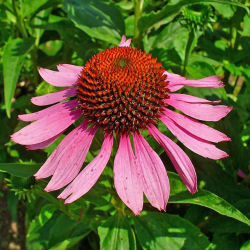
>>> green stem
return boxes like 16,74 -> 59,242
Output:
12,0 -> 28,38
133,0 -> 144,49
233,76 -> 244,97
31,49 -> 39,85
183,29 -> 195,76
35,185 -> 78,220
12,0 -> 39,85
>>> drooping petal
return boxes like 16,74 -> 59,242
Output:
161,116 -> 229,160
164,71 -> 224,92
57,64 -> 83,74
31,87 -> 77,106
34,121 -> 88,179
44,124 -> 97,192
12,104 -> 81,145
26,134 -> 60,150
119,35 -> 132,47
148,125 -> 197,194
18,100 -> 78,122
165,93 -> 232,121
58,134 -> 113,203
133,133 -> 169,211
39,67 -> 80,87
163,108 -> 231,143
114,134 -> 143,215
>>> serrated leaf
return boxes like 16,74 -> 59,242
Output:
168,172 -> 250,227
134,212 -> 210,250
0,163 -> 40,178
63,0 -> 124,44
98,214 -> 136,250
3,38 -> 34,117
138,0 -> 248,32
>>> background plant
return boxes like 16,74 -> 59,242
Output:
0,0 -> 249,249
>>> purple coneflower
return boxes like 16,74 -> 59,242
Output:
11,35 -> 232,215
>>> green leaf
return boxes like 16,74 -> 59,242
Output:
63,0 -> 125,44
39,40 -> 63,56
195,159 -> 250,204
241,240 -> 250,250
47,214 -> 89,248
186,61 -> 216,78
138,0 -> 248,32
211,3 -> 235,18
35,81 -> 60,96
168,172 -> 250,227
212,233 -> 240,250
21,0 -> 49,17
27,208 -> 90,250
38,204 -> 57,227
207,215 -> 250,234
98,214 -> 136,250
49,235 -> 86,250
3,38 -> 34,117
0,163 -> 40,178
134,212 -> 210,250
147,22 -> 188,52
241,15 -> 250,37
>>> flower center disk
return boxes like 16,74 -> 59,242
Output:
77,47 -> 168,134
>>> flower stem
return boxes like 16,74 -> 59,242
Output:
183,29 -> 195,76
133,0 -> 144,49
12,0 -> 28,38
12,0 -> 39,85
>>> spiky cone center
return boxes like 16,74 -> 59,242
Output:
77,47 -> 168,134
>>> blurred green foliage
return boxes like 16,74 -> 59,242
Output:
0,0 -> 249,249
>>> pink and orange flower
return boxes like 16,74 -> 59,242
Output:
11,36 -> 232,215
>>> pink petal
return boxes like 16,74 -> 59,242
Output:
44,124 -> 97,192
26,134 -> 60,150
148,125 -> 197,194
34,121 -> 88,179
57,64 -> 83,74
119,35 -> 132,47
11,104 -> 81,145
58,134 -> 113,203
164,71 -> 224,92
31,88 -> 77,106
39,67 -> 80,87
161,116 -> 229,160
163,108 -> 230,143
18,100 -> 78,122
237,170 -> 247,179
167,93 -> 221,104
133,133 -> 169,211
114,134 -> 143,215
165,94 -> 232,121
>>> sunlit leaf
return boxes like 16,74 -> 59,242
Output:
168,172 -> 250,226
21,0 -> 52,17
134,212 -> 210,250
3,38 -> 34,117
98,214 -> 136,250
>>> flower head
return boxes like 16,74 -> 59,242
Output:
11,35 -> 232,215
